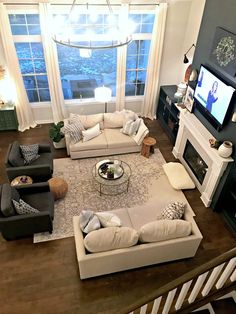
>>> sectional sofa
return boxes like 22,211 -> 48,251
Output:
73,174 -> 203,279
64,111 -> 149,159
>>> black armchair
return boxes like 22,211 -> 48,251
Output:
0,182 -> 54,240
5,141 -> 53,183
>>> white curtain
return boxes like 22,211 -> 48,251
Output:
116,45 -> 127,111
141,3 -> 168,119
0,3 -> 36,132
39,3 -> 67,122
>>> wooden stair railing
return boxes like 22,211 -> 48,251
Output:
122,248 -> 236,314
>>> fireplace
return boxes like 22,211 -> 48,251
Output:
183,140 -> 208,185
173,112 -> 234,207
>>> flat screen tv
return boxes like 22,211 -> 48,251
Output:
194,65 -> 235,128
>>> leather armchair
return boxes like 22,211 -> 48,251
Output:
0,182 -> 54,240
5,141 -> 53,182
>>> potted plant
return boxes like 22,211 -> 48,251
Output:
49,121 -> 66,149
107,167 -> 115,179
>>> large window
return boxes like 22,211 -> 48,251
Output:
57,43 -> 117,100
8,8 -> 156,104
9,13 -> 50,103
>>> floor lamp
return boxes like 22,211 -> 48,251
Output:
94,86 -> 112,113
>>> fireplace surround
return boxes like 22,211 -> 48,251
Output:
172,112 -> 234,207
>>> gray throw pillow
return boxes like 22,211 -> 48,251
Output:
12,199 -> 39,215
20,144 -> 40,165
8,141 -> 24,167
160,202 -> 185,220
0,184 -> 19,217
79,209 -> 101,234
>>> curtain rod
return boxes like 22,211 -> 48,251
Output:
5,2 -> 160,6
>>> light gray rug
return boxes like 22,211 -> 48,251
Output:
34,150 -> 166,243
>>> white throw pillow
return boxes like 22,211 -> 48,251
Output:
132,119 -> 149,145
122,118 -> 141,136
84,227 -> 139,253
163,162 -> 195,190
70,113 -> 103,129
96,212 -> 122,227
122,109 -> 139,126
104,112 -> 124,128
139,220 -> 191,243
82,123 -> 101,142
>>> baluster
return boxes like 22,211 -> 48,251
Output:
175,280 -> 193,310
151,297 -> 162,314
230,269 -> 236,282
216,257 -> 236,289
188,272 -> 208,303
162,288 -> 177,314
140,304 -> 148,314
202,263 -> 225,296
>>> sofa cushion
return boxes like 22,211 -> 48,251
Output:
163,162 -> 195,190
0,184 -> 19,217
8,141 -> 25,167
139,220 -> 192,243
70,131 -> 107,152
96,212 -> 122,227
84,227 -> 139,253
70,113 -> 104,129
104,112 -> 125,128
82,123 -> 101,142
104,129 -> 137,149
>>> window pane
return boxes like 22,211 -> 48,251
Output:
142,14 -> 155,23
141,24 -> 153,33
36,75 -> 49,88
34,60 -> 46,73
9,14 -> 26,24
11,25 -> 28,35
140,40 -> 151,54
28,25 -> 41,35
38,89 -> 50,101
125,83 -> 136,96
26,89 -> 39,102
126,71 -> 137,83
23,76 -> 36,89
26,14 -> 40,24
137,70 -> 146,82
15,43 -> 31,59
138,54 -> 148,69
127,41 -> 139,55
57,43 -> 117,99
136,83 -> 145,95
126,56 -> 138,70
31,43 -> 44,58
19,59 -> 34,74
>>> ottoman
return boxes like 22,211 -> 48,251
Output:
48,177 -> 68,200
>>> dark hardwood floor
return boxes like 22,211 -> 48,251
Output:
0,120 -> 235,314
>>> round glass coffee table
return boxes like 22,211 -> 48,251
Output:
92,159 -> 131,196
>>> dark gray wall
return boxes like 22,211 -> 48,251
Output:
192,0 -> 236,207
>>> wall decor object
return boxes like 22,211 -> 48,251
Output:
184,85 -> 194,112
209,27 -> 236,78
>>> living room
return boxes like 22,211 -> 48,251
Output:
0,0 -> 236,313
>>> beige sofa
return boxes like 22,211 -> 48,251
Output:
73,175 -> 203,279
64,112 -> 149,159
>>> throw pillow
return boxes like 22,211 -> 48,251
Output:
160,202 -> 185,220
103,112 -> 125,128
20,144 -> 40,165
132,119 -> 149,145
139,220 -> 192,243
82,123 -> 101,142
0,184 -> 19,217
96,212 -> 122,227
84,227 -> 139,253
12,199 -> 39,215
122,118 -> 141,136
62,120 -> 84,143
122,109 -> 139,126
8,141 -> 24,167
163,162 -> 195,190
69,113 -> 104,129
79,210 -> 101,234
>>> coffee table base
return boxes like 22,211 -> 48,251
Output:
93,179 -> 130,196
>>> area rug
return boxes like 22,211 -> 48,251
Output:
34,150 -> 166,243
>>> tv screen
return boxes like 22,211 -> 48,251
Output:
194,65 -> 235,126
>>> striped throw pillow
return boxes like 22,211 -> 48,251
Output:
62,120 -> 84,144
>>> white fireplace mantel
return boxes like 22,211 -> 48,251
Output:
172,112 -> 234,207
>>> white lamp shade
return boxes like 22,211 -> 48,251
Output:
94,86 -> 112,102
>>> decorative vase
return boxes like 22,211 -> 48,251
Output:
218,141 -> 233,158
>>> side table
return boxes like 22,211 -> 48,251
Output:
141,137 -> 156,158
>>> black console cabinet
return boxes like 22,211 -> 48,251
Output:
156,85 -> 180,144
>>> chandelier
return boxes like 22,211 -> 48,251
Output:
52,0 -> 133,51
